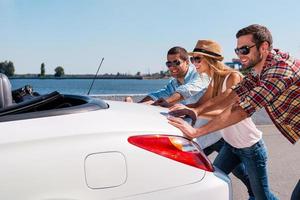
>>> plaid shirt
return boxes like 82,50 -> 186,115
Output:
233,49 -> 300,144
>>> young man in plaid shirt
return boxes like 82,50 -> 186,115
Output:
168,24 -> 299,199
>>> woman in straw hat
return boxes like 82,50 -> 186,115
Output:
168,40 -> 278,200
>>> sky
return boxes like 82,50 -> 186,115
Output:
1,0 -> 300,75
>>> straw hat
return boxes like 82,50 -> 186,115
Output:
189,40 -> 224,61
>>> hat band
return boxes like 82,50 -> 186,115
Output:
193,48 -> 222,58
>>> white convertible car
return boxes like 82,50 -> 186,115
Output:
0,76 -> 232,200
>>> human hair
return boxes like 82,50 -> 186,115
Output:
204,56 -> 242,98
167,46 -> 189,61
236,24 -> 273,50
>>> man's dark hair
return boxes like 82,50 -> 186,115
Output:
167,46 -> 189,61
236,24 -> 273,50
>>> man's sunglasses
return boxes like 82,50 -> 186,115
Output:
166,60 -> 181,68
234,44 -> 256,55
190,56 -> 202,64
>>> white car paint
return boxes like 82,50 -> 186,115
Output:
0,99 -> 231,200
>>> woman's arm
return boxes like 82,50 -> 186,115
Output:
168,103 -> 248,139
196,73 -> 242,116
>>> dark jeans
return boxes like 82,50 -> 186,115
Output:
213,139 -> 278,200
203,139 -> 254,198
291,179 -> 300,200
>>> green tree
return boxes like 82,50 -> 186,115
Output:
40,63 -> 45,77
0,62 -> 5,74
6,61 -> 15,76
158,70 -> 163,78
0,61 -> 15,77
54,66 -> 65,77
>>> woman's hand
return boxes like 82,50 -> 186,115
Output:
151,98 -> 174,108
169,103 -> 188,111
167,115 -> 198,139
168,108 -> 197,126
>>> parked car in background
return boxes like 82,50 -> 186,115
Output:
0,88 -> 232,199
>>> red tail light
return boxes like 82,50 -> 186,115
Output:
128,135 -> 214,172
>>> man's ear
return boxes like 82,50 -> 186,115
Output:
260,41 -> 269,53
185,59 -> 190,65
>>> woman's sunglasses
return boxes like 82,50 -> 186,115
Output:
190,56 -> 202,64
165,60 -> 181,68
234,44 -> 256,55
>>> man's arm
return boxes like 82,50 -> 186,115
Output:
170,89 -> 209,109
143,79 -> 175,105
174,71 -> 208,104
151,92 -> 184,107
187,83 -> 213,108
164,92 -> 183,104
138,96 -> 154,104
139,82 -> 183,106
156,81 -> 207,106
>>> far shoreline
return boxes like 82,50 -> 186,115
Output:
9,74 -> 171,80
10,75 -> 143,80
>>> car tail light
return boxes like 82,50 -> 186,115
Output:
128,135 -> 214,172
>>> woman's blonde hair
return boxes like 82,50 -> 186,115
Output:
204,56 -> 242,98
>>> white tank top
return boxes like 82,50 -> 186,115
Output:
220,73 -> 262,148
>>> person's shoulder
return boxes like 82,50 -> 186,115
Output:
263,59 -> 294,79
167,77 -> 178,87
187,65 -> 198,74
229,71 -> 242,80
264,49 -> 294,74
227,71 -> 242,86
186,66 -> 201,79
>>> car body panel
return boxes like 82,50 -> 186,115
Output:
0,98 -> 231,200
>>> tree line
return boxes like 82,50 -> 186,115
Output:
0,60 -> 170,78
0,61 -> 15,76
0,61 -> 65,77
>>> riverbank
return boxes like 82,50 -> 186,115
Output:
10,74 -> 144,79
